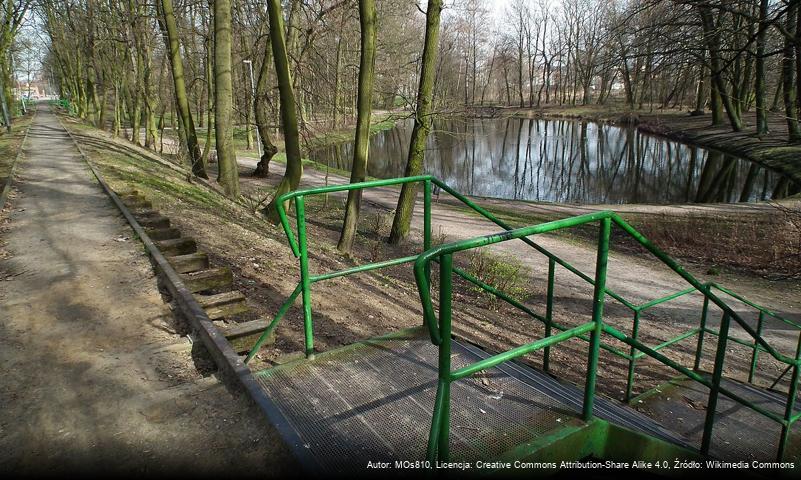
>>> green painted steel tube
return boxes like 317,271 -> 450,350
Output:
548,323 -> 632,359
452,266 -> 546,322
703,327 -> 779,354
276,198 -> 299,257
426,379 -> 447,462
607,322 -> 793,428
449,322 -> 596,381
716,384 -> 786,424
423,179 -> 432,292
701,312 -> 731,455
602,323 -> 795,428
276,175 -> 433,257
694,287 -> 710,371
452,265 -> 632,361
245,282 -> 303,363
749,311 -> 765,384
625,310 -> 641,402
415,210 -> 613,345
310,255 -> 419,283
437,254 -> 453,461
711,283 -> 801,330
612,215 -> 799,367
777,333 -> 801,461
603,324 -> 713,388
431,179 -> 637,310
286,174 -> 433,200
296,196 -> 314,357
583,217 -> 611,421
633,328 -> 702,360
636,287 -> 698,311
544,258 -> 556,373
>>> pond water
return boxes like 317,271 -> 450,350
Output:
310,117 -> 789,204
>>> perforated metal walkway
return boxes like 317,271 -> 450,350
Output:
636,375 -> 801,463
253,328 -> 689,474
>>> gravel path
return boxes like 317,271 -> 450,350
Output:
0,107 -> 293,475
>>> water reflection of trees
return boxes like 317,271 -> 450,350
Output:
310,117 -> 792,204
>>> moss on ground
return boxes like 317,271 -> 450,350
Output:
0,113 -> 34,177
63,118 -> 278,240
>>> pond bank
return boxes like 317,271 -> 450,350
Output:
483,105 -> 801,191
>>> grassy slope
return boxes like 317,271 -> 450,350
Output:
0,113 -> 34,178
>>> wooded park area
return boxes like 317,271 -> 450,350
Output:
2,0 -> 801,245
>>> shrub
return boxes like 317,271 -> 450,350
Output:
465,249 -> 531,301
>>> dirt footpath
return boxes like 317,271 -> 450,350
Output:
0,108 -> 293,475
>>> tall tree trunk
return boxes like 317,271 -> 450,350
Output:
158,0 -> 207,177
698,6 -> 742,131
754,0 -> 768,134
214,0 -> 240,197
337,0 -> 377,254
253,35 -> 279,177
0,72 -> 10,133
264,0 -> 303,222
783,2 -> 801,141
388,0 -> 442,244
201,25 -> 214,165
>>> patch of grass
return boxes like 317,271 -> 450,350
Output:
464,249 -> 532,302
0,113 -> 34,176
63,120 -> 279,240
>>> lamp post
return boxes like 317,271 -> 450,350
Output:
242,59 -> 262,160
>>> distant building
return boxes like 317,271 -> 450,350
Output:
12,80 -> 50,100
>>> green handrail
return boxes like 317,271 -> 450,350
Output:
245,175 -> 799,460
248,175 -> 637,362
414,210 -> 801,462
414,210 -> 611,345
247,175 -> 435,360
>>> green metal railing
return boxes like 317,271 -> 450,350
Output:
247,174 -> 659,365
245,175 -> 434,361
245,176 -> 800,462
414,210 -> 801,462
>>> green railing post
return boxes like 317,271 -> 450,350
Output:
427,253 -> 453,463
296,196 -> 314,358
749,311 -> 765,384
423,179 -> 433,296
625,309 -> 641,402
777,333 -> 801,461
423,179 -> 432,252
694,285 -> 710,371
701,311 -> 731,455
543,258 -> 555,373
583,217 -> 611,421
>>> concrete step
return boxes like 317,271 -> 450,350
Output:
196,291 -> 249,320
145,227 -> 181,241
156,237 -> 197,257
167,252 -> 209,273
180,267 -> 232,293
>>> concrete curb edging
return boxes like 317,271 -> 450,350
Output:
57,112 -> 319,474
1,108 -> 36,209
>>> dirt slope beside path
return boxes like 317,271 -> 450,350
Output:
0,107 -> 293,475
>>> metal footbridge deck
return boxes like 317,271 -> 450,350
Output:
253,328 -> 690,474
